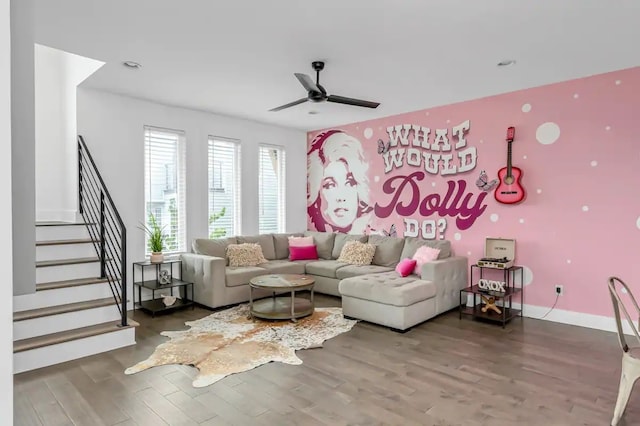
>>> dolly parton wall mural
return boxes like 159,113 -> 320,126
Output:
307,66 -> 640,320
307,120 -> 491,240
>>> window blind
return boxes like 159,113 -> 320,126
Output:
143,126 -> 187,254
258,144 -> 286,234
208,137 -> 241,238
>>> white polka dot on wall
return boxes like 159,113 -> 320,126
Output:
582,205 -> 589,212
616,80 -> 621,85
536,122 -> 561,145
567,259 -> 572,264
446,119 -> 450,124
356,126 -> 359,130
521,103 -> 532,113
523,155 -> 527,160
606,126 -> 611,131
490,213 -> 499,222
425,111 -> 430,116
519,218 -> 525,224
467,251 -> 471,256
431,182 -> 436,187
516,266 -> 534,286
374,176 -> 380,183
573,93 -> 579,99
454,233 -> 461,241
636,216 -> 640,230
363,128 -> 373,139
590,160 -> 598,167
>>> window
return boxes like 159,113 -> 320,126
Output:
258,145 -> 286,233
144,126 -> 186,254
208,137 -> 241,238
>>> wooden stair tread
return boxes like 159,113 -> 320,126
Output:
36,277 -> 115,291
13,318 -> 138,353
14,297 -> 119,322
35,221 -> 94,226
36,238 -> 98,246
36,257 -> 105,267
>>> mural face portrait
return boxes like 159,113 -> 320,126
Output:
307,130 -> 371,234
320,160 -> 358,228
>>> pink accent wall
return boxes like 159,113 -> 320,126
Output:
307,66 -> 640,317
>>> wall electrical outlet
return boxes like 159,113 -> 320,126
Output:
555,285 -> 564,296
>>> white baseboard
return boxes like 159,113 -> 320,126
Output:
14,326 -> 136,374
36,209 -> 78,223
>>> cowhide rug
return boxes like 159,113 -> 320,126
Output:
124,304 -> 357,387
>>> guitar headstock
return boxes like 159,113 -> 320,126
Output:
506,126 -> 515,143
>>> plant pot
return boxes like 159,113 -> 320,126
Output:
150,252 -> 164,263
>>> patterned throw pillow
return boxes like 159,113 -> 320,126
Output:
227,243 -> 268,267
288,236 -> 314,247
337,240 -> 376,266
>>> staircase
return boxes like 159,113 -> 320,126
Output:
13,136 -> 137,373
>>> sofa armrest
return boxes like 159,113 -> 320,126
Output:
420,256 -> 468,312
181,253 -> 226,308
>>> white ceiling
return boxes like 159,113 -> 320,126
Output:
34,0 -> 640,131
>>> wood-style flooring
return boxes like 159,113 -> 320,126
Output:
13,295 -> 637,425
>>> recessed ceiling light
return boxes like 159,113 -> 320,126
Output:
497,59 -> 516,67
123,61 -> 142,69
308,111 -> 319,115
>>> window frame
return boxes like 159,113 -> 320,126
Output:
207,135 -> 242,239
258,143 -> 286,234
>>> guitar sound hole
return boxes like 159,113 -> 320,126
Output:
504,176 -> 514,185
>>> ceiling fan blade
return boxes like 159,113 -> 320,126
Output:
327,94 -> 380,109
268,97 -> 308,112
294,73 -> 321,93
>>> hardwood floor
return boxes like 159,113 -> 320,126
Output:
14,295 -> 637,425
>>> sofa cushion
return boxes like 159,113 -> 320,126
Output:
400,237 -> 451,260
227,243 -> 268,267
336,241 -> 376,266
258,260 -> 306,275
192,237 -> 237,265
225,266 -> 269,288
272,233 -> 303,259
339,271 -> 437,307
335,264 -> 394,280
305,260 -> 347,279
367,235 -> 405,267
332,233 -> 368,259
237,235 -> 276,260
304,231 -> 336,260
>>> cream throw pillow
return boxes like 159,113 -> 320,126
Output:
337,240 -> 376,266
227,243 -> 268,267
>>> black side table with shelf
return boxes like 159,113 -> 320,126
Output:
459,264 -> 523,328
133,259 -> 194,317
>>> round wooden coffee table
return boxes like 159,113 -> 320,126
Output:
248,274 -> 315,322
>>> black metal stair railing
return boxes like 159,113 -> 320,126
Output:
77,135 -> 127,327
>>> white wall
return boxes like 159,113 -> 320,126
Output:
35,44 -> 103,222
2,0 -> 13,418
77,88 -> 307,292
11,0 -> 35,297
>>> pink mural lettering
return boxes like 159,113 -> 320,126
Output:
374,172 -> 487,230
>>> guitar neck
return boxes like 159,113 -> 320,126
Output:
506,141 -> 513,178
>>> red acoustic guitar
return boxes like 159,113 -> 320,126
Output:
494,126 -> 525,204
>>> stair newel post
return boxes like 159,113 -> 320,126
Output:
121,227 -> 127,326
78,142 -> 83,215
99,191 -> 106,279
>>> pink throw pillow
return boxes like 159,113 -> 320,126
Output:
288,236 -> 314,247
412,246 -> 441,275
395,258 -> 417,277
289,245 -> 319,261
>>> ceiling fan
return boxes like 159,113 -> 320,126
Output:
269,61 -> 380,112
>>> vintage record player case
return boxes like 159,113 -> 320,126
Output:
477,237 -> 515,269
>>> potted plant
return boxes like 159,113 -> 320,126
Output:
139,213 -> 166,263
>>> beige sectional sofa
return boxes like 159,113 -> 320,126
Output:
181,230 -> 468,331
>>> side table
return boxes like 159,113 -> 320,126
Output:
459,265 -> 523,328
133,259 -> 194,317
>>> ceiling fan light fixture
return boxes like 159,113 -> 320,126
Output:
123,61 -> 142,69
497,59 -> 516,67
